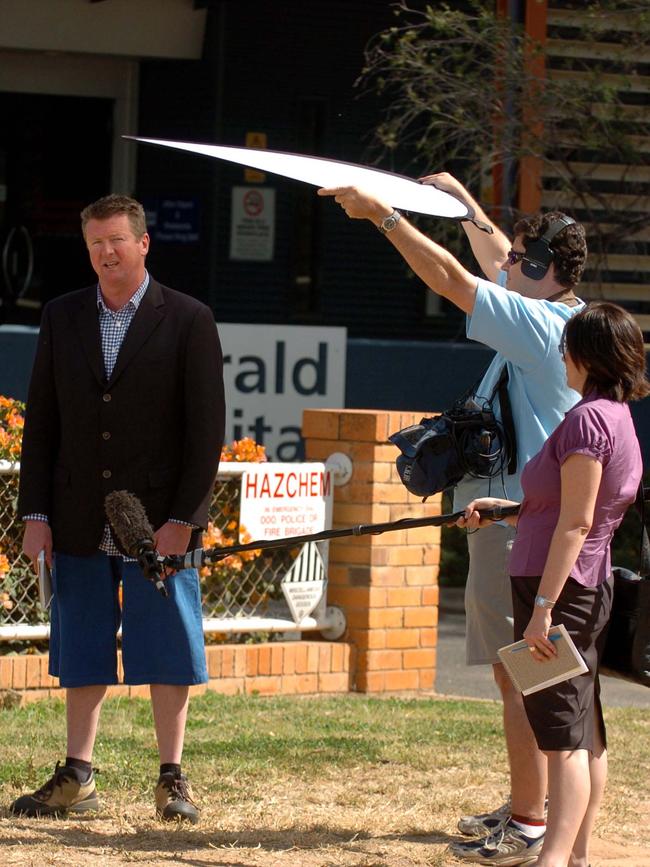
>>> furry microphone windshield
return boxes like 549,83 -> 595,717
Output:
104,490 -> 169,597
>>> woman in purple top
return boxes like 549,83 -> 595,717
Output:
457,302 -> 648,867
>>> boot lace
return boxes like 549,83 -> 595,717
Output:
483,819 -> 510,852
162,774 -> 197,807
34,761 -> 75,800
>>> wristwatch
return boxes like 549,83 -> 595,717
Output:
378,209 -> 401,234
534,594 -> 556,610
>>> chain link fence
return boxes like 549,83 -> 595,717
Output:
0,463 -> 306,638
202,469 -> 300,625
0,464 -> 46,627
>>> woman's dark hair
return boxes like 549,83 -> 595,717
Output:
514,211 -> 587,290
561,302 -> 650,401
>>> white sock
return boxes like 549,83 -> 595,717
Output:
511,818 -> 546,839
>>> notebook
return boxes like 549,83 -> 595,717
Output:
497,623 -> 588,695
38,550 -> 53,610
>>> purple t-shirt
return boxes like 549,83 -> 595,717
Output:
509,393 -> 642,587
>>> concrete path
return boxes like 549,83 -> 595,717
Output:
437,587 -> 650,708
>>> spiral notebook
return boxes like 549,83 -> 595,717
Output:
497,624 -> 588,695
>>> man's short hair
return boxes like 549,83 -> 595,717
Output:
80,195 -> 147,240
513,211 -> 587,290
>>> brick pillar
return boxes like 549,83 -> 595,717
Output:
302,409 -> 440,693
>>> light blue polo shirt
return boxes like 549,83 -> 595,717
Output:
453,273 -> 584,509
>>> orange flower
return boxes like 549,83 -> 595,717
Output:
220,437 -> 267,464
200,437 -> 267,593
0,395 -> 25,461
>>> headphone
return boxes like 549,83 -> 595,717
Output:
521,215 -> 576,281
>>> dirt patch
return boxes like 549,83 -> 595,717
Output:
1,771 -> 649,866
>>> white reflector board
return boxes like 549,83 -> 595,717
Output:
127,136 -> 469,220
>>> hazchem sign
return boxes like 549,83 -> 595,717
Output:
239,462 -> 333,541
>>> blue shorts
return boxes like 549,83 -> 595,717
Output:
49,552 -> 208,688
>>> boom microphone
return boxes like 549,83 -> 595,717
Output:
105,491 -> 521,575
161,503 -> 522,570
104,490 -> 169,598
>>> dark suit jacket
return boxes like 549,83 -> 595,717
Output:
18,278 -> 226,556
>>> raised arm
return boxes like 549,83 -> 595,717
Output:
318,186 -> 479,315
418,172 -> 510,283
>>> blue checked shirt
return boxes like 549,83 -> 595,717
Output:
98,273 -> 149,381
24,272 -> 193,556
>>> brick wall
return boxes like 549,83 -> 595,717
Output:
303,408 -> 441,693
0,642 -> 354,705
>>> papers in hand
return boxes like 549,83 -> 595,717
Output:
37,550 -> 52,610
497,624 -> 588,696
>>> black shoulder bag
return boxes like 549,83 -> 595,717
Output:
389,365 -> 517,499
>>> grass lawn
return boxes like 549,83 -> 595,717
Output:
0,692 -> 648,866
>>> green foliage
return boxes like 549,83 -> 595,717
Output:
359,0 -> 650,247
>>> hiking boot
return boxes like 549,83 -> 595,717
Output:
155,771 -> 199,824
458,798 -> 512,837
449,819 -> 544,864
9,761 -> 99,817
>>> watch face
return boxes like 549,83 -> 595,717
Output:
378,210 -> 400,233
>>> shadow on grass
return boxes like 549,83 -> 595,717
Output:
0,818 -> 459,857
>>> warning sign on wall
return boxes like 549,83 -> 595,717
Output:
245,131 -> 267,184
229,186 -> 275,261
239,462 -> 332,541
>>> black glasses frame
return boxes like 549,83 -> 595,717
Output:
506,249 -> 526,266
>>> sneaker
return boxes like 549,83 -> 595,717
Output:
9,761 -> 99,817
449,819 -> 544,865
155,771 -> 199,824
458,798 -> 512,837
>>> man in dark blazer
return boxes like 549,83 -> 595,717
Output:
11,195 -> 225,823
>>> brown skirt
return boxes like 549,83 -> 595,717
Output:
510,575 -> 613,752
